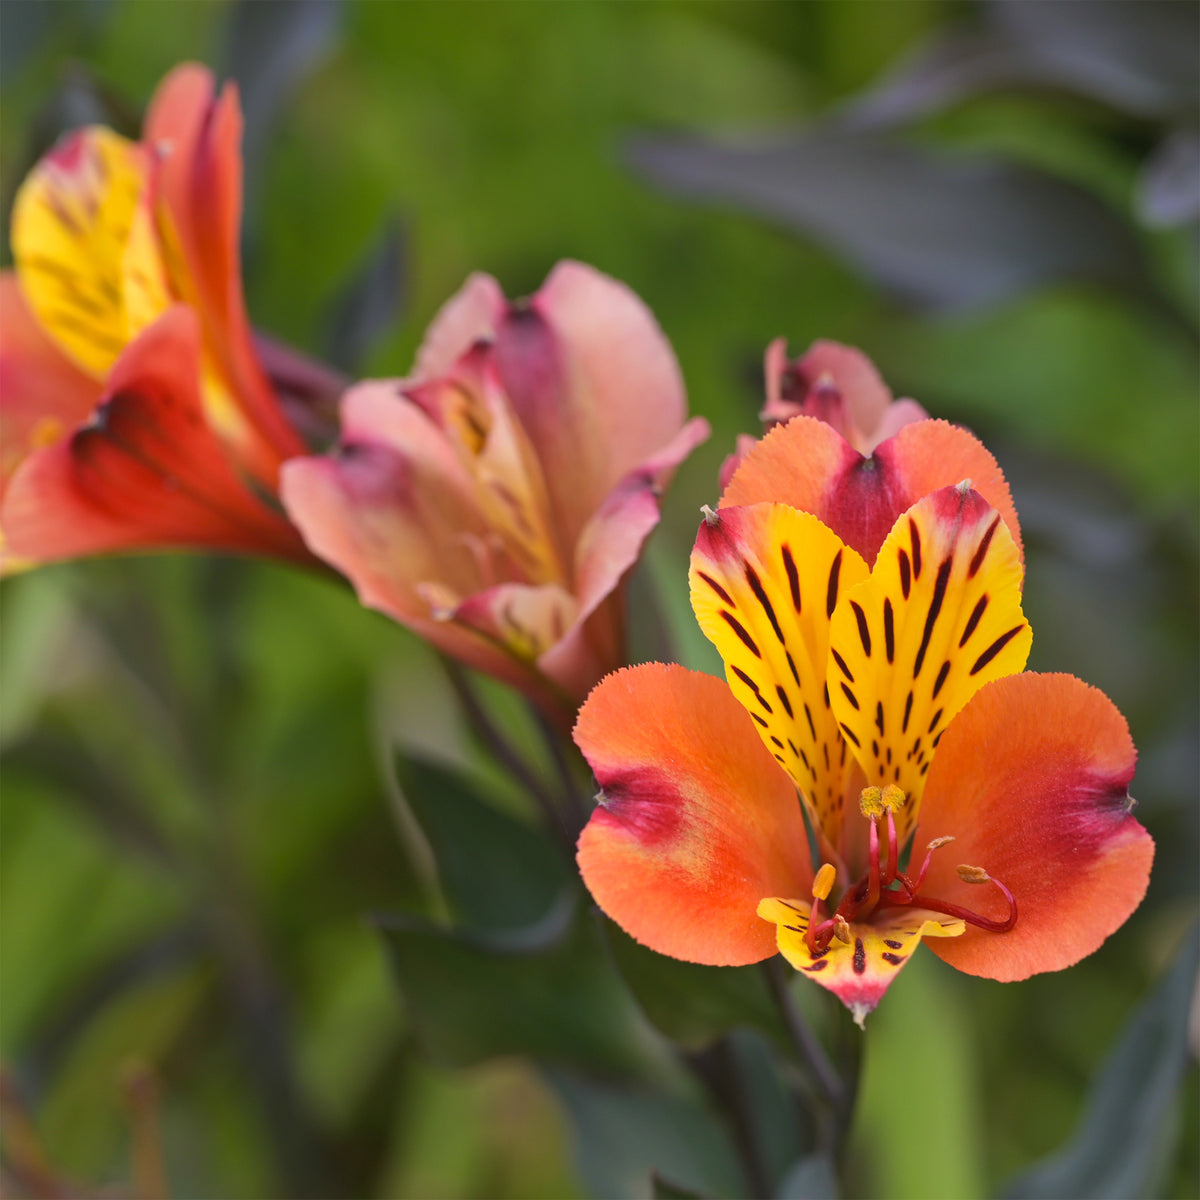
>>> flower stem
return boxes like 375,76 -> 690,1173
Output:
762,957 -> 844,1110
441,658 -> 574,855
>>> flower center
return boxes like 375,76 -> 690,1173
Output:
804,785 -> 1016,955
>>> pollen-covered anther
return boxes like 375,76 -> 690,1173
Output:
812,862 -> 837,902
701,504 -> 719,527
859,786 -> 885,819
833,914 -> 852,944
956,864 -> 991,885
927,836 -> 955,851
880,784 -> 907,812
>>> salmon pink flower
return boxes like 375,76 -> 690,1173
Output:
575,479 -> 1152,1024
280,262 -> 710,724
0,64 -> 311,569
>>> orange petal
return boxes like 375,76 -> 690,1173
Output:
576,664 -> 812,967
689,503 -> 868,851
722,417 -> 1022,566
828,484 -> 1031,845
914,673 -> 1154,981
759,898 -> 963,1026
3,307 -> 306,564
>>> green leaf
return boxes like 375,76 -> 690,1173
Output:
546,1067 -> 745,1200
393,753 -> 568,934
1002,922 -> 1200,1200
652,1170 -> 710,1199
777,1152 -> 839,1199
599,916 -> 788,1051
374,904 -> 649,1074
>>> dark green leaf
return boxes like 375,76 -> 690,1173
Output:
1138,131 -> 1200,229
628,131 -> 1152,313
223,0 -> 343,201
600,916 -> 789,1051
652,1171 -> 710,1199
777,1152 -> 839,1200
1002,922 -> 1200,1200
546,1067 -> 745,1200
325,220 -> 407,373
393,753 -> 568,934
374,904 -> 648,1073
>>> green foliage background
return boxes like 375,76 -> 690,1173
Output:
1,2 -> 1196,1198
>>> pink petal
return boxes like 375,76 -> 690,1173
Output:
492,260 -> 689,545
413,272 -> 507,380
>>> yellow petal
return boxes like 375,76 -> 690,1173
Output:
827,484 -> 1031,846
758,896 -> 964,1026
690,502 -> 868,847
11,128 -> 149,378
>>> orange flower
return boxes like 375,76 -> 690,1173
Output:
575,423 -> 1152,1024
0,65 -> 310,569
281,262 -> 709,724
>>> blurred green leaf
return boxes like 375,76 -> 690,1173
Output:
628,130 -> 1153,313
547,1067 -> 745,1200
1002,923 -> 1200,1200
777,1151 -> 839,1200
600,917 -> 786,1052
652,1170 -> 710,1199
375,905 -> 649,1073
393,753 -> 568,933
325,218 -> 407,373
223,0 -> 343,207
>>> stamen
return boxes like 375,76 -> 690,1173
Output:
956,864 -> 991,885
880,784 -> 906,812
812,863 -> 836,902
908,835 -> 955,893
833,914 -> 852,944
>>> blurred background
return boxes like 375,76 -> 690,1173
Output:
1,2 -> 1196,1197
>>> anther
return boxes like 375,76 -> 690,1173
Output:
833,914 -> 852,944
927,836 -> 955,851
956,864 -> 991,885
812,863 -> 836,902
859,786 -> 885,819
701,504 -> 720,527
880,784 -> 906,812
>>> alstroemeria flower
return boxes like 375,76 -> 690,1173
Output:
763,339 -> 927,454
719,340 -> 928,491
281,262 -> 710,723
576,481 -> 1153,1024
0,64 -> 310,569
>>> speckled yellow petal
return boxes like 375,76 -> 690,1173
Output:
827,484 -> 1030,846
758,896 -> 964,1026
11,128 -> 149,378
690,502 -> 868,847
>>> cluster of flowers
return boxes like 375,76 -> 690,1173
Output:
2,66 -> 1151,1024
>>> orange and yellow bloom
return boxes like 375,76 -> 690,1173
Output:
575,415 -> 1152,1023
281,262 -> 709,724
1,64 -> 311,569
